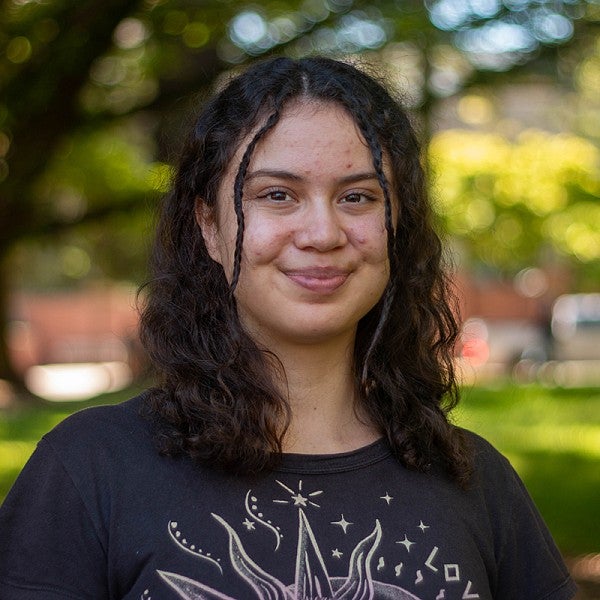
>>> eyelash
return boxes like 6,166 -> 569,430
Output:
256,189 -> 379,204
257,189 -> 291,202
341,191 -> 378,204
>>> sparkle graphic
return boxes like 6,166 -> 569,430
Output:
331,514 -> 353,534
380,492 -> 393,505
418,520 -> 429,532
396,534 -> 415,552
274,479 -> 322,509
332,548 -> 343,559
242,518 -> 255,531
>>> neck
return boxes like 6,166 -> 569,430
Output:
259,332 -> 381,454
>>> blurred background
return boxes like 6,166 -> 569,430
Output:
0,0 -> 599,595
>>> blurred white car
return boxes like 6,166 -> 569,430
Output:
459,293 -> 600,385
551,293 -> 600,361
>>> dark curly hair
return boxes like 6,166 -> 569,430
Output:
139,56 -> 473,485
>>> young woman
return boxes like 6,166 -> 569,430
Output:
0,57 -> 576,599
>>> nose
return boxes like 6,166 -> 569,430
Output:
294,201 -> 348,251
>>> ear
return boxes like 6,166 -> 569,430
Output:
194,197 -> 222,265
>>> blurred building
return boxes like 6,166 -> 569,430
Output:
8,283 -> 141,374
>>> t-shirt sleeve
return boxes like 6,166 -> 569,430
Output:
488,452 -> 577,600
0,438 -> 109,600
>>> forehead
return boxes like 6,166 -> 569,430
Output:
263,99 -> 362,138
239,100 -> 373,174
281,98 -> 359,132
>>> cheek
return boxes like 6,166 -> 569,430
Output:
242,221 -> 291,263
213,230 -> 236,273
210,211 -> 238,270
348,222 -> 389,263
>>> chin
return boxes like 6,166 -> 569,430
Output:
280,322 -> 358,346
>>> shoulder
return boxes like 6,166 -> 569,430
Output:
45,392 -> 150,443
40,392 -> 156,471
461,428 -> 513,474
458,428 -> 530,511
456,434 -> 576,598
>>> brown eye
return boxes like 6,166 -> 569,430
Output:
257,189 -> 291,203
344,193 -> 363,203
341,192 -> 376,204
268,191 -> 289,202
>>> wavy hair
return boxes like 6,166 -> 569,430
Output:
139,56 -> 472,485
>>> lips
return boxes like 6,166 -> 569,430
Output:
283,267 -> 351,293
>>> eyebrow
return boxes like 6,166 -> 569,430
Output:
245,169 -> 381,185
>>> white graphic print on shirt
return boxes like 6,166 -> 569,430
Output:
156,479 -> 480,600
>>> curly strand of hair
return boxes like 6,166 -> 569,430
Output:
350,110 -> 398,390
230,109 -> 284,293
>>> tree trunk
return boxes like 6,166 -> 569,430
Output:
0,251 -> 22,385
0,252 -> 39,405
0,252 -> 57,403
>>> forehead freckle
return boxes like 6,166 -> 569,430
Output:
345,163 -> 352,169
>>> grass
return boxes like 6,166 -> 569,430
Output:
1,382 -> 598,557
455,383 -> 600,557
0,387 -> 143,507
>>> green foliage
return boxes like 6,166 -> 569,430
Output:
1,0 -> 598,278
0,0 -> 599,380
430,129 -> 600,274
574,35 -> 600,141
41,127 -> 162,203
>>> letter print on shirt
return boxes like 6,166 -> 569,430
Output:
157,480 -> 481,600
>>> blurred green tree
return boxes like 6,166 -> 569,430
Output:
0,0 -> 598,384
430,129 -> 600,274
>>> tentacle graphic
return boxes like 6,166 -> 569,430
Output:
212,513 -> 293,600
335,520 -> 382,600
158,571 -> 236,600
168,521 -> 223,574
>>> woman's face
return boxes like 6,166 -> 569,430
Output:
199,100 -> 392,349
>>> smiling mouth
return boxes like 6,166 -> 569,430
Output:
284,268 -> 350,293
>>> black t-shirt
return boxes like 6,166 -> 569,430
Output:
0,394 -> 576,599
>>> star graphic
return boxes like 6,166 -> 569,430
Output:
331,514 -> 353,534
274,480 -> 322,509
396,535 -> 415,552
291,493 -> 308,507
418,520 -> 429,532
242,518 -> 256,531
332,548 -> 343,559
380,492 -> 393,505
